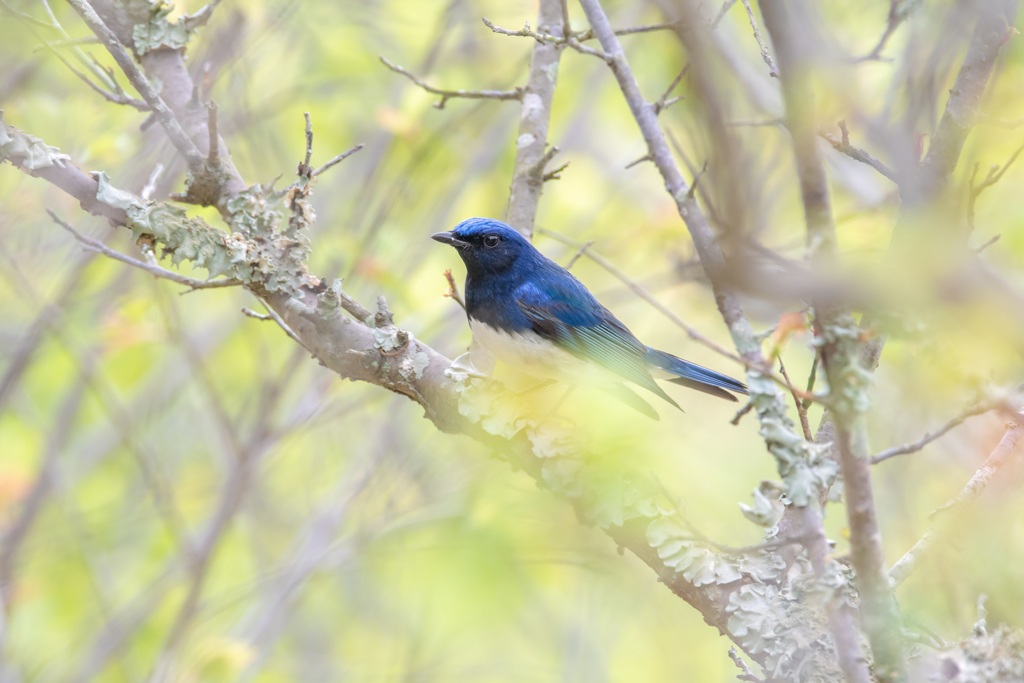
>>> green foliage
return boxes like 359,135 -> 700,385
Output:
132,1 -> 204,54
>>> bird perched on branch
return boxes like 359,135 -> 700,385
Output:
432,217 -> 747,419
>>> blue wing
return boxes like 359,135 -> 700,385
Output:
513,271 -> 680,409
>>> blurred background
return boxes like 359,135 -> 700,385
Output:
1,0 -> 1023,680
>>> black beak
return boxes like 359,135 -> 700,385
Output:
431,231 -> 470,249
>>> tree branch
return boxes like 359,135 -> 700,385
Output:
760,2 -> 902,679
503,0 -> 566,238
65,0 -> 204,170
47,211 -> 242,291
740,0 -> 779,78
914,1 -> 1019,202
85,0 -> 248,199
482,17 -> 608,60
379,55 -> 524,109
871,398 -> 1006,464
888,411 -> 1024,588
577,0 -> 831,498
857,0 -> 907,62
820,120 -> 899,184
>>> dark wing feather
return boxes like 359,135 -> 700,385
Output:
514,279 -> 679,409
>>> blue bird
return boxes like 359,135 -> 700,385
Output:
432,217 -> 747,419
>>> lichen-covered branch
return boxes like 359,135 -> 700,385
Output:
576,0 -> 833,516
86,0 -> 248,201
65,0 -> 203,169
759,2 -> 897,680
1,102 -> 832,680
48,210 -> 243,291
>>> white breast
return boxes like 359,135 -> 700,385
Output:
469,318 -> 595,382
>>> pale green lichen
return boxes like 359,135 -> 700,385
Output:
940,624 -> 1024,683
220,185 -> 317,294
0,114 -> 71,170
817,312 -> 873,416
132,1 -> 215,54
647,516 -> 787,591
745,370 -> 838,507
739,481 -> 785,527
93,173 -> 316,295
399,351 -> 430,382
580,469 -> 660,529
727,581 -> 843,682
316,279 -> 344,317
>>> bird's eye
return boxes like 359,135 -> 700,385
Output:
483,234 -> 501,248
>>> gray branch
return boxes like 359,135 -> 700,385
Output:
65,0 -> 204,169
759,1 -> 895,680
888,412 -> 1024,587
504,0 -> 566,238
871,398 -> 1005,464
379,56 -> 525,109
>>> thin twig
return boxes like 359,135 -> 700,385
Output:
300,112 -> 314,176
575,20 -> 685,42
802,354 -> 818,410
482,17 -> 608,60
565,240 -> 594,269
888,412 -> 1024,587
48,211 -> 242,290
65,0 -> 204,169
313,144 -> 364,177
442,269 -> 466,311
141,163 -> 165,201
653,64 -> 688,114
974,234 -> 1001,254
624,153 -> 653,169
871,399 -> 1005,464
338,289 -> 373,323
254,296 -> 308,350
711,0 -> 740,29
503,0 -> 566,238
730,400 -> 754,426
857,0 -> 905,62
967,139 -> 1024,230
207,102 -> 219,166
30,35 -> 100,50
542,161 -> 570,182
379,55 -> 524,109
778,357 -> 812,440
241,308 -> 272,321
728,648 -> 765,683
0,0 -> 52,27
820,121 -> 899,183
686,160 -> 708,200
2,1 -> 150,111
740,0 -> 780,79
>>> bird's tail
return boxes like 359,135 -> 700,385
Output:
644,348 -> 748,402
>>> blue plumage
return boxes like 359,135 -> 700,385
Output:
432,217 -> 747,418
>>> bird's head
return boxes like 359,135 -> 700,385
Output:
431,218 -> 535,276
